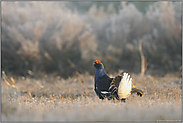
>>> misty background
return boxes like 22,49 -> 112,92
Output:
2,1 -> 182,78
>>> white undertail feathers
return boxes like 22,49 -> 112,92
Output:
118,72 -> 132,99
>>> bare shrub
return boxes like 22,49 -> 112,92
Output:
85,1 -> 181,74
2,2 -> 98,78
2,1 -> 181,77
137,2 -> 181,76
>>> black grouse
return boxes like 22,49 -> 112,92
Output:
93,60 -> 143,101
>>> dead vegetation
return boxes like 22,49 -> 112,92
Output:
2,1 -> 182,78
1,71 -> 182,121
1,1 -> 182,121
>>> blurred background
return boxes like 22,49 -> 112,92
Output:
2,1 -> 182,78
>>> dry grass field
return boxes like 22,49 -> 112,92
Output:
1,72 -> 182,122
1,1 -> 182,122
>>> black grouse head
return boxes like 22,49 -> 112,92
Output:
93,60 -> 104,69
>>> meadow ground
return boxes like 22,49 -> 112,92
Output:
1,72 -> 182,122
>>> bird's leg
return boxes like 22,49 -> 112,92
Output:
107,94 -> 115,100
121,98 -> 126,103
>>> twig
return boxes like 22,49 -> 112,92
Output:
139,40 -> 147,76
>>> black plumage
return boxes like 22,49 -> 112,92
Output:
93,60 -> 143,101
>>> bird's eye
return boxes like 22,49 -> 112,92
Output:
95,60 -> 101,64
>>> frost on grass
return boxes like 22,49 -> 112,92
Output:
1,73 -> 182,121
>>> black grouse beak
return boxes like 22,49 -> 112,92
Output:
93,62 -> 97,67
